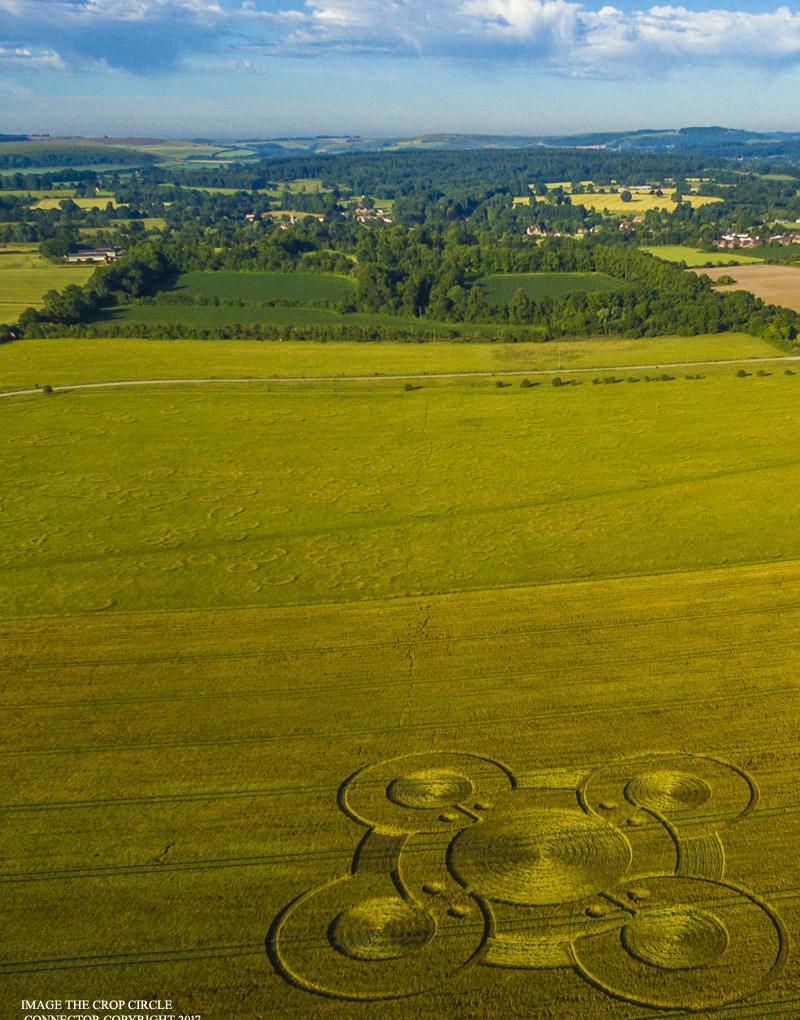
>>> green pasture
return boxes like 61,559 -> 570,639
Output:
641,246 -> 764,267
4,338 -> 800,1019
212,148 -> 258,159
164,184 -> 272,195
32,196 -> 120,210
263,179 -> 332,197
124,141 -> 222,160
101,301 -> 544,338
0,334 -> 783,392
174,270 -> 354,303
0,250 -> 94,322
0,242 -> 40,254
77,217 -> 166,233
0,163 -> 148,176
2,188 -> 78,199
478,272 -> 623,303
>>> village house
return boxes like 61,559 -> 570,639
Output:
354,202 -> 393,224
768,232 -> 800,246
714,233 -> 757,249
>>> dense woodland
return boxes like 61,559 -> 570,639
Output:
5,144 -> 800,344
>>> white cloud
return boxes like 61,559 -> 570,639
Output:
263,0 -> 800,76
0,43 -> 64,69
3,0 -> 800,76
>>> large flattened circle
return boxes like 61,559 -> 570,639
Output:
343,752 -> 515,835
573,875 -> 787,1011
448,808 -> 631,906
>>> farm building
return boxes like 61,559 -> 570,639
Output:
65,246 -> 124,263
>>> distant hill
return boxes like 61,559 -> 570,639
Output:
9,128 -> 800,165
239,128 -> 800,161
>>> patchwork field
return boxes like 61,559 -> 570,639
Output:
697,264 -> 800,313
3,339 -> 800,1019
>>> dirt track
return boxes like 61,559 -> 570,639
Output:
2,354 -> 799,399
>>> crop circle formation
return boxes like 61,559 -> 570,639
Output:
271,751 -> 785,1010
448,808 -> 631,906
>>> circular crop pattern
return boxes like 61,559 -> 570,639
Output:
342,752 -> 515,835
573,875 -> 787,1010
580,753 -> 757,833
389,771 -> 474,810
448,808 -> 631,906
269,874 -> 486,1001
621,908 -> 728,970
331,898 -> 435,961
626,772 -> 712,814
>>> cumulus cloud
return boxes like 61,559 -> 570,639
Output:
3,0 -> 800,76
266,0 -> 800,75
0,0 -> 229,72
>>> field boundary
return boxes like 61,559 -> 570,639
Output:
2,353 -> 799,398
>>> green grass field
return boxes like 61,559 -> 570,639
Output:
478,272 -> 623,303
31,196 -> 120,210
102,301 -> 547,338
175,270 -> 355,303
641,246 -> 764,267
0,334 -> 783,391
0,163 -> 148,176
0,248 -> 95,323
3,338 -> 800,1019
2,188 -> 79,199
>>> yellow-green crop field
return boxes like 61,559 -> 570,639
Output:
3,337 -> 800,1019
31,196 -> 120,210
641,246 -> 764,267
0,249 -> 95,324
0,333 -> 783,390
568,193 -> 722,214
2,188 -> 79,199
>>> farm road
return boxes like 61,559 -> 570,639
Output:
2,353 -> 799,398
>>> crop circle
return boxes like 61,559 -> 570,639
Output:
621,908 -> 728,970
449,808 -> 631,906
626,771 -> 711,813
330,898 -> 435,961
389,770 -> 473,809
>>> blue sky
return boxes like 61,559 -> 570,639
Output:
3,0 -> 800,137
